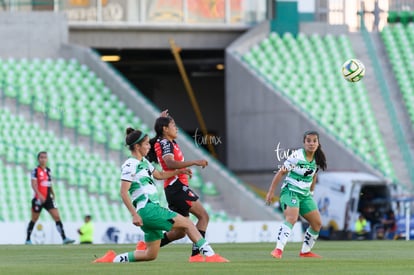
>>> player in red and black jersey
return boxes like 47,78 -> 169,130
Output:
25,151 -> 75,245
146,111 -> 210,262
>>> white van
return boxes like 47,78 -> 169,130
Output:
313,172 -> 393,239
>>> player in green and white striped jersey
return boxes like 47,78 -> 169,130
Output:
94,127 -> 229,263
266,131 -> 327,259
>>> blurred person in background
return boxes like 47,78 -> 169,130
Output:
25,151 -> 75,245
78,215 -> 94,244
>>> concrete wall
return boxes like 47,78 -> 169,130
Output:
0,12 -> 68,58
69,23 -> 249,49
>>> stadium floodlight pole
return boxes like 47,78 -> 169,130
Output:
169,38 -> 218,158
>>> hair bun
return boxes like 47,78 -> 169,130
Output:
126,127 -> 135,135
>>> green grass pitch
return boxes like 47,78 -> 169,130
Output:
1,241 -> 414,275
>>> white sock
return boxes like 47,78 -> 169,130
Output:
275,222 -> 293,251
113,252 -> 130,263
199,242 -> 215,257
301,227 -> 319,253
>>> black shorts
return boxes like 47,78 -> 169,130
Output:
165,180 -> 199,217
31,195 -> 57,213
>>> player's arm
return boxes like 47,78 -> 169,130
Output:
50,186 -> 55,198
120,180 -> 143,227
265,167 -> 289,205
153,168 -> 192,180
163,154 -> 208,169
31,178 -> 45,202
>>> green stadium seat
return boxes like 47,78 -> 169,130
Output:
242,32 -> 395,180
388,11 -> 399,23
201,181 -> 219,196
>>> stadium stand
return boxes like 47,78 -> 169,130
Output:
0,106 -> 226,222
381,24 -> 414,126
0,57 -> 151,151
241,32 -> 395,180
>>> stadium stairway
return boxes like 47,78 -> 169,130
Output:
347,32 -> 410,186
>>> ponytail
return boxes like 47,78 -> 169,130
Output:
147,116 -> 174,163
146,137 -> 159,163
315,143 -> 327,170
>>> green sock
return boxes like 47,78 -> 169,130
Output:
195,238 -> 215,256
195,238 -> 207,248
128,251 -> 136,262
309,227 -> 319,236
283,221 -> 293,229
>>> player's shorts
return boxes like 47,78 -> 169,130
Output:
138,201 -> 178,242
164,179 -> 199,217
279,187 -> 317,216
31,195 -> 57,213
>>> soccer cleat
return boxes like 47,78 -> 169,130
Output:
299,251 -> 322,258
25,240 -> 32,245
136,241 -> 147,251
205,254 -> 229,263
188,254 -> 204,262
63,238 -> 75,244
93,250 -> 116,263
271,248 -> 283,259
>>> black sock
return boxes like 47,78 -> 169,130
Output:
55,221 -> 67,240
191,230 -> 206,256
26,221 -> 35,241
160,232 -> 171,247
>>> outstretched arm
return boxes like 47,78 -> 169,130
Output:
265,168 -> 288,205
163,155 -> 208,169
153,168 -> 192,180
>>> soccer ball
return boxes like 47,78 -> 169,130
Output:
341,59 -> 365,82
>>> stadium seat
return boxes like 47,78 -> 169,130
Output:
382,24 -> 414,127
242,32 -> 395,180
0,57 -> 152,152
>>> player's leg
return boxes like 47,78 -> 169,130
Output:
96,239 -> 162,263
47,202 -> 74,244
271,189 -> 300,258
171,214 -> 229,262
158,181 -> 197,248
188,200 -> 209,259
160,228 -> 186,246
299,196 -> 322,258
26,198 -> 41,244
115,239 -> 162,262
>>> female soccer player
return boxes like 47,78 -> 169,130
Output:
94,128 -> 228,263
265,130 -> 327,259
145,111 -> 211,262
25,151 -> 75,245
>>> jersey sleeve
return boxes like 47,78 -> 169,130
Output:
31,168 -> 38,180
121,162 -> 135,182
159,139 -> 174,158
